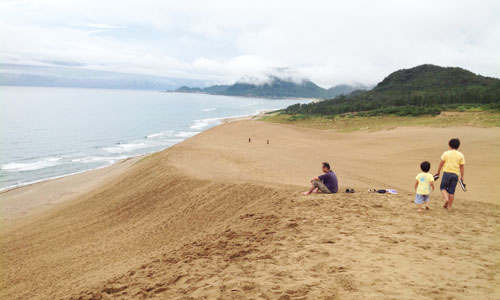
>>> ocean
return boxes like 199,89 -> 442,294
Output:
0,86 -> 309,191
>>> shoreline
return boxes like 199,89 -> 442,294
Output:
0,110 -> 276,195
0,155 -> 144,228
0,111 -> 274,226
0,156 -> 135,194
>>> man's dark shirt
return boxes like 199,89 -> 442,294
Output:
318,170 -> 338,193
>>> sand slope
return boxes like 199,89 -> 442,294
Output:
0,156 -> 142,229
1,120 -> 499,299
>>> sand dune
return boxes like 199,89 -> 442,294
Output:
0,156 -> 142,229
1,120 -> 499,299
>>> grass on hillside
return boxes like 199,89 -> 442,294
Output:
260,111 -> 500,132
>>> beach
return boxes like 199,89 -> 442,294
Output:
1,119 -> 499,299
0,156 -> 143,229
0,86 -> 310,193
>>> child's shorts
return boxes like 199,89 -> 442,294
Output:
415,194 -> 430,204
440,172 -> 459,195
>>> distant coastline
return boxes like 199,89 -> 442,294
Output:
167,76 -> 368,99
165,90 -> 321,102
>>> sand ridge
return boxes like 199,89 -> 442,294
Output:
1,120 -> 499,299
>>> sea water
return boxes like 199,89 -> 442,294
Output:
0,86 -> 309,190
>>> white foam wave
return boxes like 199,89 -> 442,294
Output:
146,130 -> 174,139
103,143 -> 149,154
71,156 -> 127,163
1,157 -> 62,172
0,164 -> 114,192
0,152 -> 152,193
146,133 -> 163,138
202,108 -> 216,112
147,130 -> 199,139
174,131 -> 200,138
190,118 -> 221,130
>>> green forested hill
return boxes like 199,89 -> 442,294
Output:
284,64 -> 500,116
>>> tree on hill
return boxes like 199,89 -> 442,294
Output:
284,64 -> 500,116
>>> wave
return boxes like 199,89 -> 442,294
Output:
0,164 -> 113,192
147,130 -> 200,139
103,143 -> 149,154
1,157 -> 62,172
190,111 -> 268,131
190,118 -> 221,130
146,130 -> 174,139
146,133 -> 164,139
71,156 -> 128,164
0,154 -> 144,193
174,131 -> 200,138
202,108 -> 216,112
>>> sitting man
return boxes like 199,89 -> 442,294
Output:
303,162 -> 338,195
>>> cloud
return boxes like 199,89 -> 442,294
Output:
68,23 -> 124,29
0,0 -> 499,87
86,24 -> 123,29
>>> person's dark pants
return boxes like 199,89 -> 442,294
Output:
440,172 -> 458,195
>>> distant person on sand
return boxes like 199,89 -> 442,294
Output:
303,162 -> 338,195
434,138 -> 465,209
414,161 -> 435,212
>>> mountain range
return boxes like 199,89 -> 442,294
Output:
173,76 -> 368,99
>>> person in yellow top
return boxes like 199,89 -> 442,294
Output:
414,161 -> 434,211
434,138 -> 465,209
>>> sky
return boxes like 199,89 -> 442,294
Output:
1,0 -> 499,88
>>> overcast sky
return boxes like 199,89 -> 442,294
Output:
1,0 -> 499,87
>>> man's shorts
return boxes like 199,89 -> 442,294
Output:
312,180 -> 332,194
415,194 -> 430,204
440,172 -> 459,195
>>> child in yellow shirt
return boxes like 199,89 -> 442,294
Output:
434,138 -> 465,209
415,161 -> 435,211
